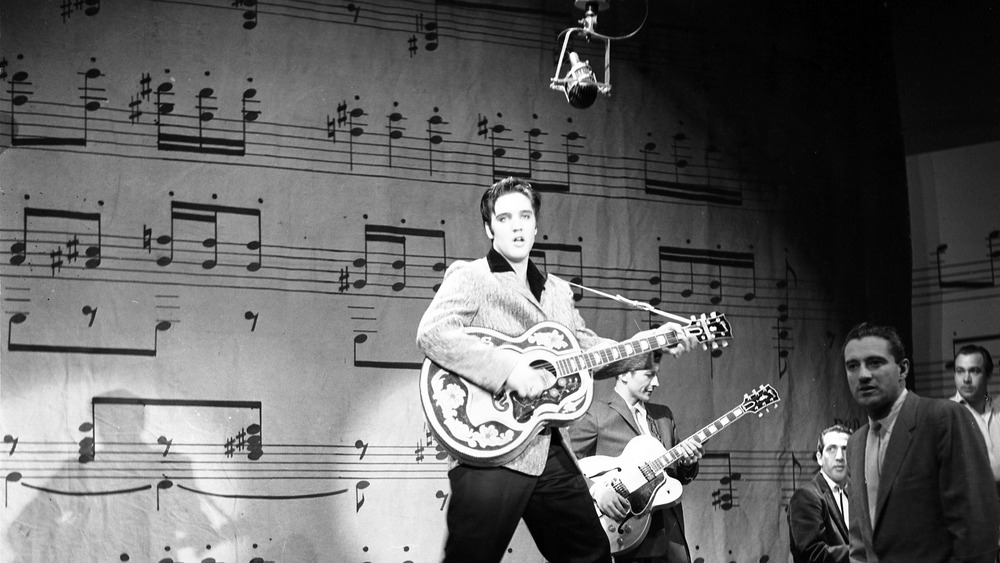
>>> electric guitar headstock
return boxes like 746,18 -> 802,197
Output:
679,312 -> 732,352
742,384 -> 780,416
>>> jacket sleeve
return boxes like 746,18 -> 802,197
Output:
566,408 -> 599,460
940,403 -> 1000,561
415,261 -> 521,394
788,486 -> 849,563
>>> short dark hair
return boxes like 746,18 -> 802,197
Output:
955,344 -> 994,378
595,350 -> 660,380
480,177 -> 541,227
843,322 -> 908,364
816,424 -> 852,455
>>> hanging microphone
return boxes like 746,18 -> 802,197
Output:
562,52 -> 600,109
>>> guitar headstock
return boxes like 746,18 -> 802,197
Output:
742,384 -> 780,415
681,312 -> 732,351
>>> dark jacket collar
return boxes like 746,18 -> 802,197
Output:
487,247 -> 547,301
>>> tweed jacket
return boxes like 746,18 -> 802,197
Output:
416,251 -> 612,475
567,389 -> 697,561
788,471 -> 849,563
846,392 -> 1000,562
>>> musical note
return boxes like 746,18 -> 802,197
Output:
155,200 -> 263,271
7,313 -> 172,357
232,0 -> 258,29
325,99 -> 366,167
354,439 -> 369,460
225,423 -> 263,460
9,66 -> 105,146
530,242 -> 584,301
5,472 -> 22,507
790,452 -> 802,491
641,137 -> 743,205
3,435 -> 18,455
707,452 -> 740,510
157,436 -> 173,457
355,480 -> 370,512
935,233 -> 998,289
10,207 -> 102,269
352,333 -> 422,370
435,489 -> 449,511
650,246 -> 756,306
78,421 -> 95,464
59,0 -> 100,21
416,9 -> 439,52
386,106 -> 406,167
426,109 -> 450,175
352,224 -> 446,292
155,80 -> 254,156
156,478 -> 173,510
775,257 -> 797,378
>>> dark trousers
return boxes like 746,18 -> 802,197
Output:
443,434 -> 612,563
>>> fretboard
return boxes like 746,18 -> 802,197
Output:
643,404 -> 746,476
553,330 -> 682,377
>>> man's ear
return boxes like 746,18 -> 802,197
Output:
899,358 -> 910,380
484,222 -> 494,240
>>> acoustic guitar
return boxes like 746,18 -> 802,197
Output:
419,312 -> 732,467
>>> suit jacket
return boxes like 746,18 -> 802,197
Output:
788,471 -> 849,563
846,392 -> 1000,562
416,252 -> 612,476
567,390 -> 698,562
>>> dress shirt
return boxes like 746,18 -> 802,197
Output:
865,388 -> 908,523
819,470 -> 849,528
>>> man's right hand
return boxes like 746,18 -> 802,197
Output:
504,366 -> 555,399
592,482 -> 630,521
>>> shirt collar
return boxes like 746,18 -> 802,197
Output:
819,469 -> 845,494
870,388 -> 908,433
486,247 -> 546,301
951,391 -> 996,415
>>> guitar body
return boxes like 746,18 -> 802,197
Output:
579,435 -> 684,554
419,321 -> 594,467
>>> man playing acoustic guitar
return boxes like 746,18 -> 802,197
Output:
416,177 -> 695,563
568,351 -> 703,563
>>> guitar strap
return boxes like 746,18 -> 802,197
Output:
563,280 -> 691,323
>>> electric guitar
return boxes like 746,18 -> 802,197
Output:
419,312 -> 732,467
579,384 -> 780,554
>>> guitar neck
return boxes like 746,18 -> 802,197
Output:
553,330 -> 683,377
645,403 -> 747,474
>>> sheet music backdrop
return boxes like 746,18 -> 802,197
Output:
1,1 -> 919,561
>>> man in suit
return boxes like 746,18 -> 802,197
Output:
787,425 -> 851,563
567,351 -> 703,563
416,177 -> 692,563
950,344 -> 1000,498
842,322 -> 1000,562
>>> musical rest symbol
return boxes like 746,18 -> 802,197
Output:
435,489 -> 449,511
354,438 -> 369,460
82,305 -> 97,327
245,310 -> 259,332
346,2 -> 361,23
157,436 -> 173,457
3,435 -> 18,455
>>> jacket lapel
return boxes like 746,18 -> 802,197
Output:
874,392 -> 918,528
609,394 -> 641,435
816,473 -> 850,540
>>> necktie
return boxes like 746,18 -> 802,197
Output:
634,406 -> 650,435
865,421 -> 883,524
836,486 -> 849,527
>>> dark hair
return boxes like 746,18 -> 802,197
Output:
480,177 -> 541,227
595,351 -> 658,380
955,344 -> 994,377
843,322 -> 908,364
816,424 -> 852,455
